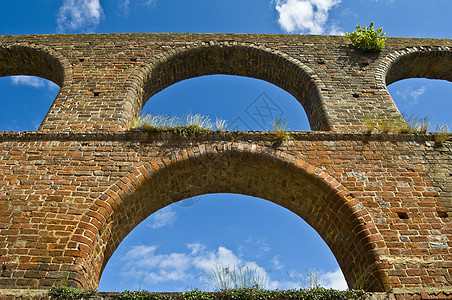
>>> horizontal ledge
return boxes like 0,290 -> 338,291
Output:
1,288 -> 451,298
390,287 -> 452,294
0,130 -> 447,144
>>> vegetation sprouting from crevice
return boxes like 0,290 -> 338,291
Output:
126,113 -> 227,137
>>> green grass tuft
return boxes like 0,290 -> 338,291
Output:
404,114 -> 429,133
47,285 -> 97,300
271,118 -> 292,145
201,264 -> 268,291
433,123 -> 450,144
127,113 -> 227,137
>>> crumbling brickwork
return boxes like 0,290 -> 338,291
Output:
0,33 -> 450,297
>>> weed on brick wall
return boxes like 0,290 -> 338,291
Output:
47,285 -> 97,300
47,287 -> 365,300
127,113 -> 228,137
201,265 -> 268,291
270,117 -> 293,146
363,113 -> 451,145
47,266 -> 365,299
433,123 -> 451,144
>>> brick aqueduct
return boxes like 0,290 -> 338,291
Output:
0,33 -> 451,297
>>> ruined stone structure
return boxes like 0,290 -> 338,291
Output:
0,33 -> 451,298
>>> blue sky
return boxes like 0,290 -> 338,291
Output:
0,0 -> 451,293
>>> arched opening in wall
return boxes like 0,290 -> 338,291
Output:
141,75 -> 311,131
384,50 -> 452,131
77,150 -> 386,292
127,45 -> 330,131
0,45 -> 66,131
387,78 -> 452,130
0,75 -> 59,131
98,193 -> 346,292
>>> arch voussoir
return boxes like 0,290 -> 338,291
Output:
123,43 -> 331,131
72,144 -> 388,291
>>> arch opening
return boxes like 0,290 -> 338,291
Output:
0,45 -> 66,131
0,45 -> 65,86
127,45 -> 330,131
385,50 -> 452,86
0,75 -> 59,131
383,49 -> 452,130
141,74 -> 311,131
77,148 -> 386,292
98,193 -> 346,292
388,78 -> 452,130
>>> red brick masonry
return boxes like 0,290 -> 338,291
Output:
0,33 -> 450,296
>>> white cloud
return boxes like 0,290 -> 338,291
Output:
11,76 -> 45,88
119,0 -> 131,15
319,268 -> 348,290
119,0 -> 157,16
118,243 -> 281,290
147,207 -> 176,229
143,0 -> 157,7
10,76 -> 59,91
187,242 -> 205,255
275,0 -> 342,34
238,237 -> 271,258
328,23 -> 344,35
270,255 -> 284,270
57,0 -> 104,32
116,243 -> 349,291
192,246 -> 242,272
394,85 -> 426,106
123,245 -> 158,260
121,245 -> 191,283
282,268 -> 347,290
410,86 -> 426,102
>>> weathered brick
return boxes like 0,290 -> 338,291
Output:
0,33 -> 450,297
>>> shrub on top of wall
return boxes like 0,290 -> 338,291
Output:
346,22 -> 386,52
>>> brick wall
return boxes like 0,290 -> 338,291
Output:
0,33 -> 451,296
0,131 -> 450,294
0,33 -> 451,132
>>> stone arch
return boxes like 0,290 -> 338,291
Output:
371,47 -> 452,130
123,44 -> 331,131
0,43 -> 72,130
377,47 -> 452,88
0,43 -> 72,87
72,144 -> 388,291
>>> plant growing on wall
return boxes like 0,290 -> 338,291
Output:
346,22 -> 386,52
271,117 -> 292,145
127,113 -> 228,137
201,264 -> 268,291
433,123 -> 450,144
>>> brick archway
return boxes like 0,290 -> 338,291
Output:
0,43 -> 71,86
73,144 -> 387,292
0,42 -> 73,131
377,47 -> 452,88
0,33 -> 450,298
123,44 -> 331,131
